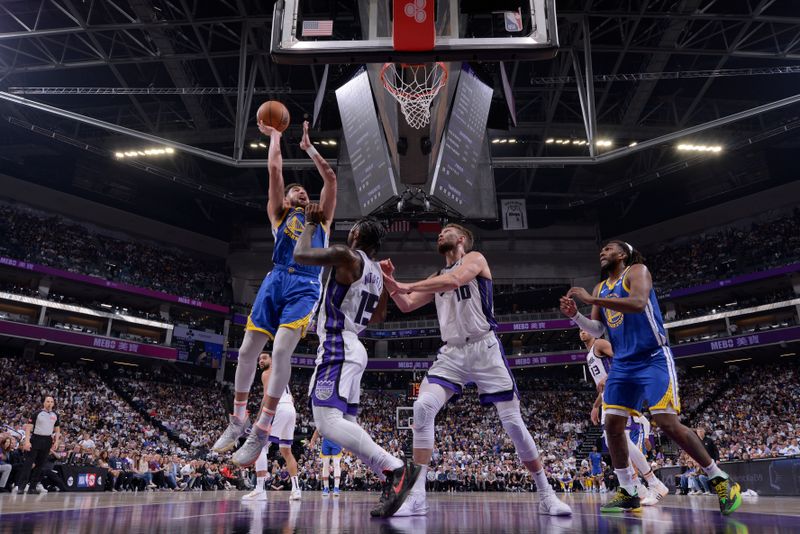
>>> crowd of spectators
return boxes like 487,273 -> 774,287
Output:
1,352 -> 799,496
645,209 -> 800,295
0,203 -> 228,304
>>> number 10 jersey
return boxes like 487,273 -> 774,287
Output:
434,259 -> 497,344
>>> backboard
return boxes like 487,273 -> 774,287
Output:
271,0 -> 558,64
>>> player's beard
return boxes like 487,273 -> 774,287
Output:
438,240 -> 455,254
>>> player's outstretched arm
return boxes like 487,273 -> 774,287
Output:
261,121 -> 286,226
567,264 -> 651,314
396,251 -> 488,294
300,121 -> 337,223
380,260 -> 434,312
293,203 -> 359,272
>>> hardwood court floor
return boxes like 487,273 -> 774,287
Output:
0,490 -> 797,533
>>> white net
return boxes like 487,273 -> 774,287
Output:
380,62 -> 448,129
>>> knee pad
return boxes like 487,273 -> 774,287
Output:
412,391 -> 444,450
496,400 -> 539,462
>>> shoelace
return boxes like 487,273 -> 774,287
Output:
714,480 -> 728,502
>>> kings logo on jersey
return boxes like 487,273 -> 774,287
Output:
315,378 -> 335,401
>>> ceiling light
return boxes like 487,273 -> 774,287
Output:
691,365 -> 705,369
249,143 -> 258,148
114,361 -> 139,367
545,138 -> 554,144
508,138 -> 517,144
258,142 -> 267,148
629,142 -> 638,147
724,358 -> 751,364
321,140 -> 330,145
40,352 -> 55,356
781,352 -> 797,357
596,139 -> 613,147
329,140 -> 337,145
677,144 -> 723,153
80,357 -> 94,362
114,147 -> 176,159
492,139 -> 501,144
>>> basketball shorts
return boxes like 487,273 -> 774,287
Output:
600,404 -> 639,447
426,332 -> 518,405
591,466 -> 603,476
309,330 -> 364,418
247,265 -> 321,339
321,438 -> 343,458
268,401 -> 296,448
603,346 -> 680,417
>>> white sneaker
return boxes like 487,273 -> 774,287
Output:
36,484 -> 48,494
393,492 -> 429,517
290,489 -> 302,501
635,483 -> 648,498
641,483 -> 668,506
539,491 -> 572,516
242,489 -> 267,501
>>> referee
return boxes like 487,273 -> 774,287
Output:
17,395 -> 60,494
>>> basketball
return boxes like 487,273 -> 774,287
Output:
256,100 -> 290,132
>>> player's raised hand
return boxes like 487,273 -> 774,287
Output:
299,120 -> 311,151
559,296 -> 578,318
304,203 -> 326,226
257,120 -> 280,138
566,287 -> 594,305
379,259 -> 395,277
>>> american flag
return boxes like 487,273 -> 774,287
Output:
302,20 -> 333,37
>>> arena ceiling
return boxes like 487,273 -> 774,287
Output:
0,0 -> 799,238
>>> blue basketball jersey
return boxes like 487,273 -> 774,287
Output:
589,452 -> 602,472
272,207 -> 328,276
597,266 -> 668,362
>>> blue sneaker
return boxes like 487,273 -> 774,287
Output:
322,487 -> 330,497
333,487 -> 340,497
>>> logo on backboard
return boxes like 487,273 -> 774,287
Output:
404,0 -> 427,23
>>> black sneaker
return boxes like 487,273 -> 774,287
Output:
710,475 -> 742,516
26,488 -> 41,495
370,462 -> 421,518
601,487 -> 641,513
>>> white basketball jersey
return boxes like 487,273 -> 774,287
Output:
316,250 -> 384,336
434,260 -> 497,344
586,345 -> 611,388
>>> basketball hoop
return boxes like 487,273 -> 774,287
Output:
380,62 -> 448,129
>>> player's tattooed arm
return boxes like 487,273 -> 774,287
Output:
300,121 -> 337,223
260,121 -> 286,226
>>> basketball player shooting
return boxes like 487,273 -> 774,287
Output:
381,224 -> 572,517
294,203 -> 420,518
560,240 -> 741,515
213,120 -> 337,467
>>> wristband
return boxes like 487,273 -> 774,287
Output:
305,146 -> 320,158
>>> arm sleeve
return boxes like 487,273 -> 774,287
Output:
572,312 -> 606,338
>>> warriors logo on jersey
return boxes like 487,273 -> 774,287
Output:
284,211 -> 305,241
